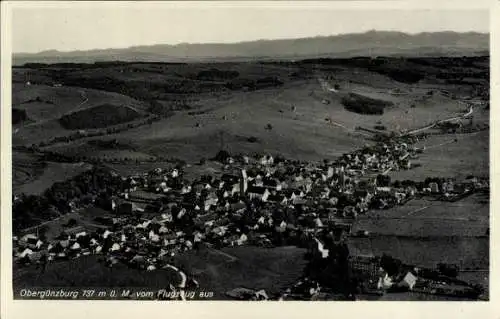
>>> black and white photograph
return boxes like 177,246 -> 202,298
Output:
2,0 -> 493,308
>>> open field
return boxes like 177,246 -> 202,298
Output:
389,130 -> 489,180
362,194 -> 489,221
350,194 -> 489,270
173,246 -> 307,299
14,57 -> 488,163
349,236 -> 488,270
360,292 -> 477,301
352,195 -> 489,237
13,151 -> 93,196
13,244 -> 308,299
12,83 -> 147,146
103,161 -> 176,176
13,255 -> 180,292
12,151 -> 47,189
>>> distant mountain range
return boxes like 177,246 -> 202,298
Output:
13,30 -> 489,65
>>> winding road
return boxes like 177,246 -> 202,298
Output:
403,105 -> 474,136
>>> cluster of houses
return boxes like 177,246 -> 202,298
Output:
12,133 -> 487,300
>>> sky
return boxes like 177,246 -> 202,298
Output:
12,4 -> 490,53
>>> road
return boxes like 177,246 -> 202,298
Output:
405,205 -> 431,217
316,77 -> 477,140
403,105 -> 474,136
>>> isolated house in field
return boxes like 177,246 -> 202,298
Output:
248,187 -> 271,202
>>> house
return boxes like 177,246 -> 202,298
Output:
399,271 -> 418,290
236,234 -> 248,246
28,251 -> 44,263
429,182 -> 440,194
171,169 -> 179,178
247,186 -> 271,202
292,198 -> 307,206
313,187 -> 330,199
283,189 -> 304,201
377,272 -> 394,290
101,229 -> 113,240
204,192 -> 219,211
327,167 -> 334,178
19,234 -> 38,248
442,181 -> 455,193
228,183 -> 240,196
313,238 -> 329,258
110,243 -> 121,252
17,248 -> 33,259
260,155 -> 274,166
327,208 -> 338,221
255,289 -> 269,300
315,217 -> 324,228
267,194 -> 287,205
276,221 -> 287,233
252,175 -> 264,187
328,197 -> 339,206
376,186 -> 392,194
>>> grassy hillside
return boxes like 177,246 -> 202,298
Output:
12,56 -> 489,170
173,246 -> 307,298
13,255 -> 180,291
59,104 -> 142,129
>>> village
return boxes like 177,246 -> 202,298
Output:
12,132 -> 488,300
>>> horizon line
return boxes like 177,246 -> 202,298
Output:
13,29 -> 489,55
